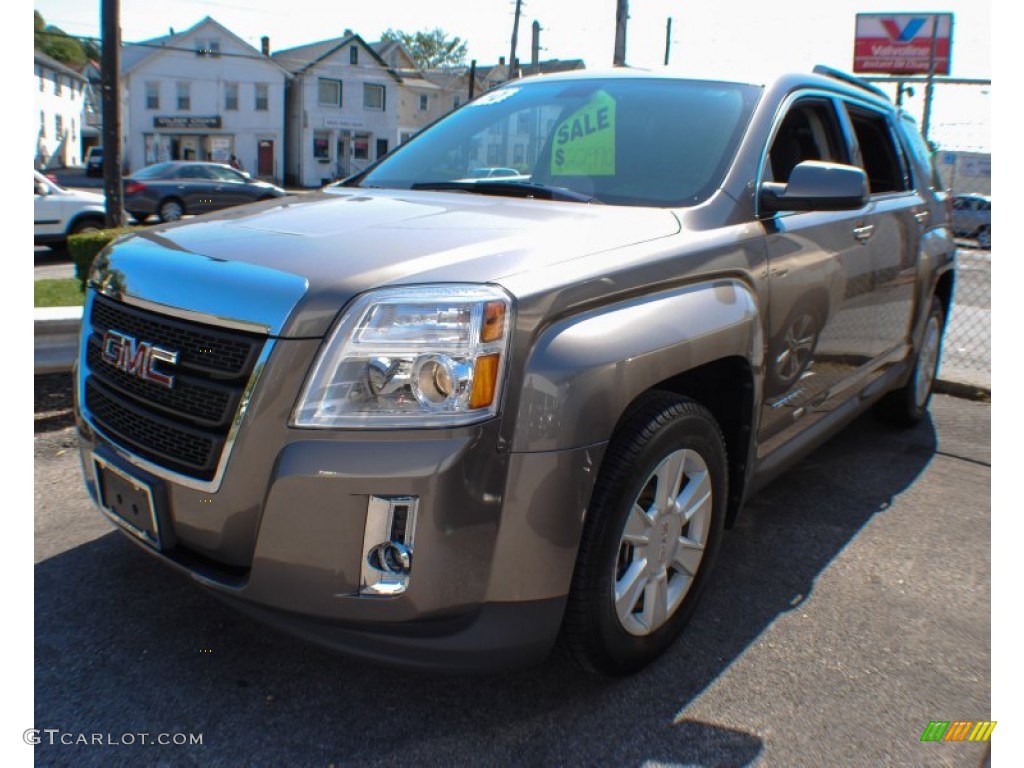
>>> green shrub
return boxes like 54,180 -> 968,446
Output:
68,227 -> 142,292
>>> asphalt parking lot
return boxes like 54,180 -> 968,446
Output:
32,373 -> 991,767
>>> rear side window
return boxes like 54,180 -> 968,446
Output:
897,113 -> 944,192
845,105 -> 908,194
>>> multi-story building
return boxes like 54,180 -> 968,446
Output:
273,33 -> 405,187
121,16 -> 289,180
34,51 -> 88,169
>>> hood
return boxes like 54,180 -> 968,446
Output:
95,188 -> 680,337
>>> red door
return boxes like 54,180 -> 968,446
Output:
257,140 -> 274,178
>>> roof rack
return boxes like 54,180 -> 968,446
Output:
812,64 -> 890,101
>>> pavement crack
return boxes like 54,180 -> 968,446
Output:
935,450 -> 990,468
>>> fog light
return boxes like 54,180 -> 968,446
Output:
360,496 -> 419,596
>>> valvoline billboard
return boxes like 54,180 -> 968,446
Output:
854,13 -> 953,75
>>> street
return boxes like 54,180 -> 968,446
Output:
33,374 -> 991,767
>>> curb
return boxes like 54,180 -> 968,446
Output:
34,306 -> 82,375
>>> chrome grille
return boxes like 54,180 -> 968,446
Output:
84,294 -> 266,482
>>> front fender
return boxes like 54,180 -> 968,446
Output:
510,279 -> 762,453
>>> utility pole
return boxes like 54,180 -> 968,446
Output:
613,0 -> 629,66
531,20 -> 541,67
101,0 -> 125,227
922,14 -> 940,144
664,17 -> 672,66
508,0 -> 523,80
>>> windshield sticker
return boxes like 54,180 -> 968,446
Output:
551,91 -> 616,176
470,88 -> 520,107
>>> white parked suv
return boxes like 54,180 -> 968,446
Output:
34,171 -> 107,248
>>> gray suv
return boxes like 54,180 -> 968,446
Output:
74,66 -> 954,675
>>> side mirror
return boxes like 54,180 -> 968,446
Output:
35,181 -> 48,196
760,160 -> 868,213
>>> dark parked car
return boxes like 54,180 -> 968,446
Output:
85,146 -> 103,177
123,161 -> 287,223
951,193 -> 991,249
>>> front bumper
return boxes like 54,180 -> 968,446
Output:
77,401 -> 603,670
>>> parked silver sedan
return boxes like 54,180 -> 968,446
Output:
951,193 -> 991,249
124,161 -> 287,223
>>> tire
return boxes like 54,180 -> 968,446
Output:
70,216 -> 104,236
158,198 -> 184,222
875,296 -> 944,427
561,393 -> 728,675
128,211 -> 149,224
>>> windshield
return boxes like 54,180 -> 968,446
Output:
354,77 -> 759,207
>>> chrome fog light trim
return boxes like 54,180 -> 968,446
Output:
360,496 -> 419,596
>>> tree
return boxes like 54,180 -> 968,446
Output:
381,28 -> 468,70
34,10 -> 94,68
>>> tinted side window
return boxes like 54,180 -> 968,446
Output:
845,105 -> 907,194
767,99 -> 847,183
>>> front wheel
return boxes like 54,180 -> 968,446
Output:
70,217 -> 104,236
875,296 -> 944,426
561,393 -> 727,675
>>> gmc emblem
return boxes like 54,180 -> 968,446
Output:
100,330 -> 178,389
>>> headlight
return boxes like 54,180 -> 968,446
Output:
293,285 -> 513,428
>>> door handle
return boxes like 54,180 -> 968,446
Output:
853,223 -> 875,242
914,210 -> 930,224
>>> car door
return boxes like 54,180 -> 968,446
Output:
206,165 -> 253,209
756,93 -> 915,452
174,164 -> 216,213
838,101 -> 919,361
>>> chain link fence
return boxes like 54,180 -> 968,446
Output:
905,80 -> 989,389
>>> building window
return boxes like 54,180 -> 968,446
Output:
177,81 -> 191,110
363,84 -> 385,111
71,119 -> 76,142
225,82 -> 238,111
40,111 -> 46,137
55,115 -> 63,137
196,38 -> 221,56
255,83 -> 269,111
350,46 -> 358,65
418,94 -> 429,111
453,95 -> 462,109
145,81 -> 159,109
55,75 -> 62,96
318,78 -> 342,107
37,66 -> 44,92
313,130 -> 330,161
353,133 -> 370,159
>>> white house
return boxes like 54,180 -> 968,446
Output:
35,51 -> 88,169
121,17 -> 289,181
273,33 -> 403,187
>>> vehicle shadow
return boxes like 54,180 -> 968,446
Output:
34,410 -> 938,767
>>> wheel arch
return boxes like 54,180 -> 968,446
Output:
66,210 -> 106,235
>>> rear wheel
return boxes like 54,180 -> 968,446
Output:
158,198 -> 184,222
875,296 -> 944,426
561,393 -> 727,675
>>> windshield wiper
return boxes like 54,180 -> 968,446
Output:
409,180 -> 601,204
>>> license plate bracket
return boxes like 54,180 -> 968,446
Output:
94,458 -> 163,549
